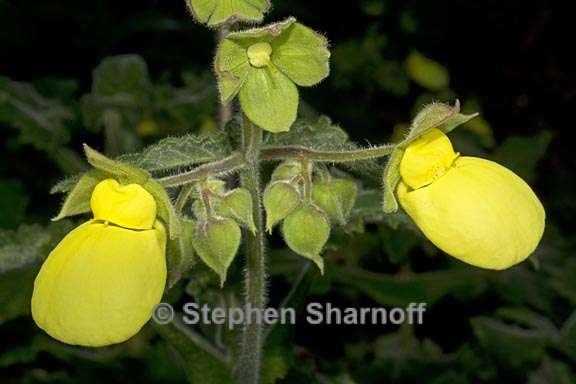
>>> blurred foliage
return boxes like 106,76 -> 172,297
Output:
1,0 -> 575,383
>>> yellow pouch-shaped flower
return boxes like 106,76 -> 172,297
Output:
32,179 -> 167,347
397,129 -> 545,270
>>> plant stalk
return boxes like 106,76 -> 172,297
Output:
236,114 -> 266,384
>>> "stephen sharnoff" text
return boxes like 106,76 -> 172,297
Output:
152,302 -> 427,329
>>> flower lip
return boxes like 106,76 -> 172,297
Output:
399,128 -> 460,190
90,179 -> 157,230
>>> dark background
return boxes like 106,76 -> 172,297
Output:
1,0 -> 575,383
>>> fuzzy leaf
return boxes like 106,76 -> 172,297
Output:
143,179 -> 182,239
382,148 -> 403,213
265,115 -> 351,150
119,131 -> 231,172
0,76 -> 72,151
0,221 -> 73,274
214,39 -> 252,104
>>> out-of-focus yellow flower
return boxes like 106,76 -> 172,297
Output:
397,128 -> 545,270
32,179 -> 166,347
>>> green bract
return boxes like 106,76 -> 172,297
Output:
186,0 -> 270,27
215,17 -> 331,132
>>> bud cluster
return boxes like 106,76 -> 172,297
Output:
263,160 -> 358,273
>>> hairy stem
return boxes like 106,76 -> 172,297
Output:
236,115 -> 266,384
261,144 -> 395,162
158,152 -> 246,187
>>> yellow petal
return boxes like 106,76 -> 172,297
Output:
399,128 -> 460,189
398,157 -> 545,270
90,179 -> 157,230
31,220 -> 167,347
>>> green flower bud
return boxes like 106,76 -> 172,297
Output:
190,218 -> 241,286
282,205 -> 330,273
271,161 -> 302,181
215,17 -> 330,132
312,179 -> 358,226
219,188 -> 256,233
263,181 -> 301,233
186,0 -> 270,27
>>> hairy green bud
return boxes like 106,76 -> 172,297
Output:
263,181 -> 301,233
282,205 -> 330,273
312,179 -> 358,226
190,218 -> 241,286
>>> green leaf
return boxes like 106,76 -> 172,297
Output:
265,115 -> 352,150
406,51 -> 450,91
156,321 -> 234,383
52,170 -> 106,221
471,316 -> 549,370
119,131 -> 231,172
186,0 -> 270,27
494,131 -> 552,183
91,55 -> 151,104
0,179 -> 29,229
0,221 -> 73,274
166,218 -> 196,288
271,23 -> 331,86
0,76 -> 72,151
331,266 -> 485,307
240,68 -> 299,132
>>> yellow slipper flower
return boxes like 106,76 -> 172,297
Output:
397,128 -> 545,270
32,179 -> 167,347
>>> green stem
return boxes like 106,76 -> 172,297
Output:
261,144 -> 395,162
158,152 -> 246,188
157,143 -> 395,188
236,115 -> 266,384
301,158 -> 313,203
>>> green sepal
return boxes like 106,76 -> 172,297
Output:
186,0 -> 270,27
282,205 -> 330,274
83,144 -> 149,184
263,181 -> 301,233
382,148 -> 404,214
166,218 -> 196,288
402,100 -> 478,145
190,218 -> 241,287
312,179 -> 358,226
382,101 -> 478,214
143,179 -> 183,240
51,170 -> 106,221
